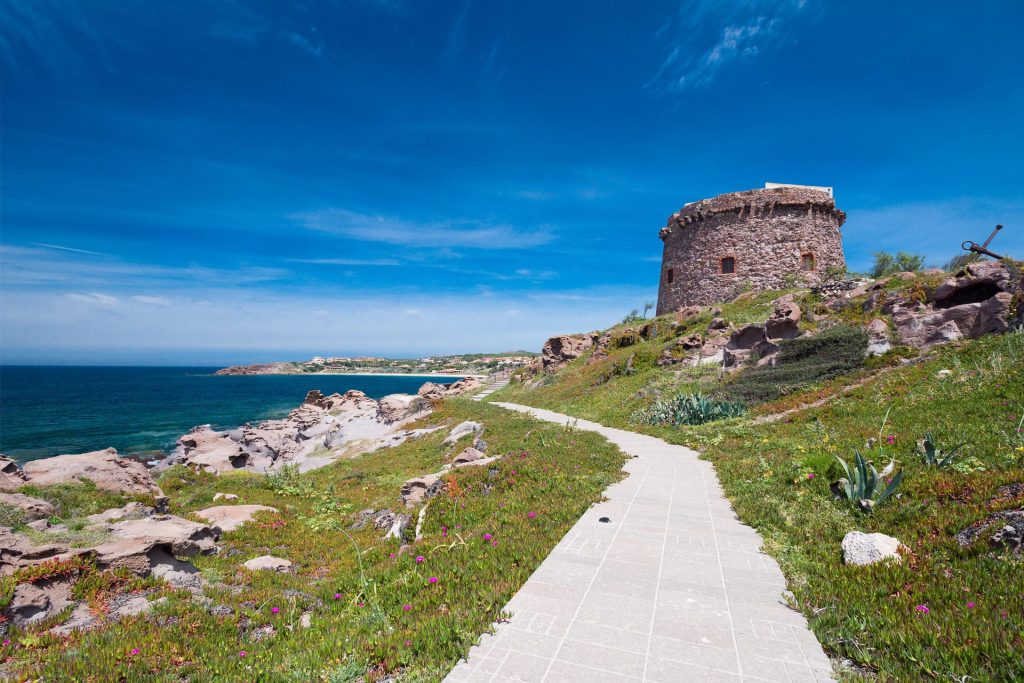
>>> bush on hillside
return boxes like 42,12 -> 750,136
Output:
869,250 -> 926,278
718,325 -> 868,404
632,393 -> 746,426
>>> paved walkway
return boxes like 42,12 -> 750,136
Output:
472,377 -> 511,402
445,403 -> 834,683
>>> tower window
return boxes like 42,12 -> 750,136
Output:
667,267 -> 674,284
801,253 -> 815,271
720,257 -> 735,274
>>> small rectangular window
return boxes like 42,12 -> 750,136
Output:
721,257 -> 735,274
801,253 -> 815,271
667,267 -> 674,284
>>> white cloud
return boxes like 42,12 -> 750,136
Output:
649,1 -> 808,93
292,209 -> 553,249
131,295 -> 171,306
30,242 -> 110,257
66,292 -> 118,305
289,258 -> 402,266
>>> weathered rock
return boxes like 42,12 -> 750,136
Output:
723,324 -> 778,368
708,317 -> 728,331
417,382 -> 446,400
111,595 -> 168,619
445,377 -> 483,396
452,447 -> 486,466
85,501 -> 154,525
176,426 -> 251,474
4,579 -> 74,626
302,389 -> 332,409
243,555 -> 292,572
443,421 -> 484,445
109,515 -> 219,556
299,612 -> 312,628
20,448 -> 166,501
542,333 -> 595,373
149,549 -> 204,590
0,492 -> 56,521
841,531 -> 903,566
194,504 -> 278,532
865,318 -> 892,356
0,528 -> 78,575
49,603 -> 97,635
377,394 -> 432,423
212,492 -> 239,502
765,297 -> 802,340
400,475 -> 442,507
0,455 -> 28,491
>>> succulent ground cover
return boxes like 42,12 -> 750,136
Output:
1,401 -> 626,681
493,309 -> 1024,679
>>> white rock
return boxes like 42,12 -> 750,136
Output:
212,493 -> 239,502
194,504 -> 278,532
841,531 -> 903,566
243,555 -> 292,572
443,421 -> 484,445
299,613 -> 312,628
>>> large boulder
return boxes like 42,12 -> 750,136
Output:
765,297 -> 802,340
4,579 -> 74,627
841,531 -> 904,566
400,474 -> 442,507
443,421 -> 484,446
243,555 -> 292,572
377,394 -> 432,423
0,492 -> 56,521
893,293 -> 1013,350
175,426 -> 250,474
445,377 -> 483,396
108,515 -> 219,556
0,455 -> 28,491
193,504 -> 278,532
865,318 -> 892,356
723,324 -> 778,368
541,334 -> 595,373
20,448 -> 166,502
417,382 -> 446,400
0,528 -> 75,576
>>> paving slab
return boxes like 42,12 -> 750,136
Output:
445,402 -> 835,682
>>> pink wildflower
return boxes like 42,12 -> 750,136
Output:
333,593 -> 342,600
2,639 -> 10,646
271,607 -> 280,615
483,533 -> 492,541
807,473 -> 815,480
527,511 -> 537,519
402,604 -> 412,611
915,605 -> 929,614
491,540 -> 498,547
885,435 -> 896,445
415,555 -> 425,564
428,576 -> 438,584
389,552 -> 396,559
967,601 -> 975,609
239,651 -> 247,658
404,640 -> 412,647
129,648 -> 140,656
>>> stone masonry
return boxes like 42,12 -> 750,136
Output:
656,185 -> 846,314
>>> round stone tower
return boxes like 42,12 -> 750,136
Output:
656,184 -> 846,314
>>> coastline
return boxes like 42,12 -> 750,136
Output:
306,371 -> 486,378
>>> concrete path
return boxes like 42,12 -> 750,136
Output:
445,403 -> 834,683
472,377 -> 511,402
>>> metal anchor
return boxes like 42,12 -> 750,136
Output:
961,224 -> 1006,260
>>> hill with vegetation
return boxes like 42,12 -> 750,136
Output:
490,259 -> 1024,680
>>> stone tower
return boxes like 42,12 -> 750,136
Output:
656,184 -> 846,314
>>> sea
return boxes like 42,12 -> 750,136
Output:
0,366 -> 464,464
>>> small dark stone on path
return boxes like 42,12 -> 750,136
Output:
599,517 -> 611,523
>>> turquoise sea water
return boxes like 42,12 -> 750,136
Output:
0,367 -> 462,463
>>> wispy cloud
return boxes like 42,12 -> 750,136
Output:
284,30 -> 324,59
648,1 -> 808,93
292,209 -> 554,249
30,242 -> 111,257
131,295 -> 171,305
288,257 -> 402,266
66,292 -> 118,306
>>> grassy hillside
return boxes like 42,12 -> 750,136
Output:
2,401 -> 626,682
491,285 -> 1024,680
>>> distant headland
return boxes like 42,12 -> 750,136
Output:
214,351 -> 538,377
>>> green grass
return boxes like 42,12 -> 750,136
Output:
497,325 -> 1024,680
2,400 -> 627,682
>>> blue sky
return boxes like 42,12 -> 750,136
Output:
2,1 -> 1022,364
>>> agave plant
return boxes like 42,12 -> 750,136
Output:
917,432 -> 966,468
640,393 -> 746,426
834,450 -> 903,513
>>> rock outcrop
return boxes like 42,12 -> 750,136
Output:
9,448 -> 167,504
542,334 -> 596,373
171,389 -> 435,474
400,475 -> 443,507
891,261 -> 1021,350
194,504 -> 278,532
0,492 -> 56,521
0,455 -> 29,490
243,555 -> 292,572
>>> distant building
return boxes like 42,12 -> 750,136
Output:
656,183 -> 846,313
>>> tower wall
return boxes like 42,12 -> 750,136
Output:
656,186 -> 846,314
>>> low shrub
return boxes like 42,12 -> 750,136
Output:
632,392 -> 746,426
718,325 -> 868,404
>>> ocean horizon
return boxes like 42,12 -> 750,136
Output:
0,366 -> 464,463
